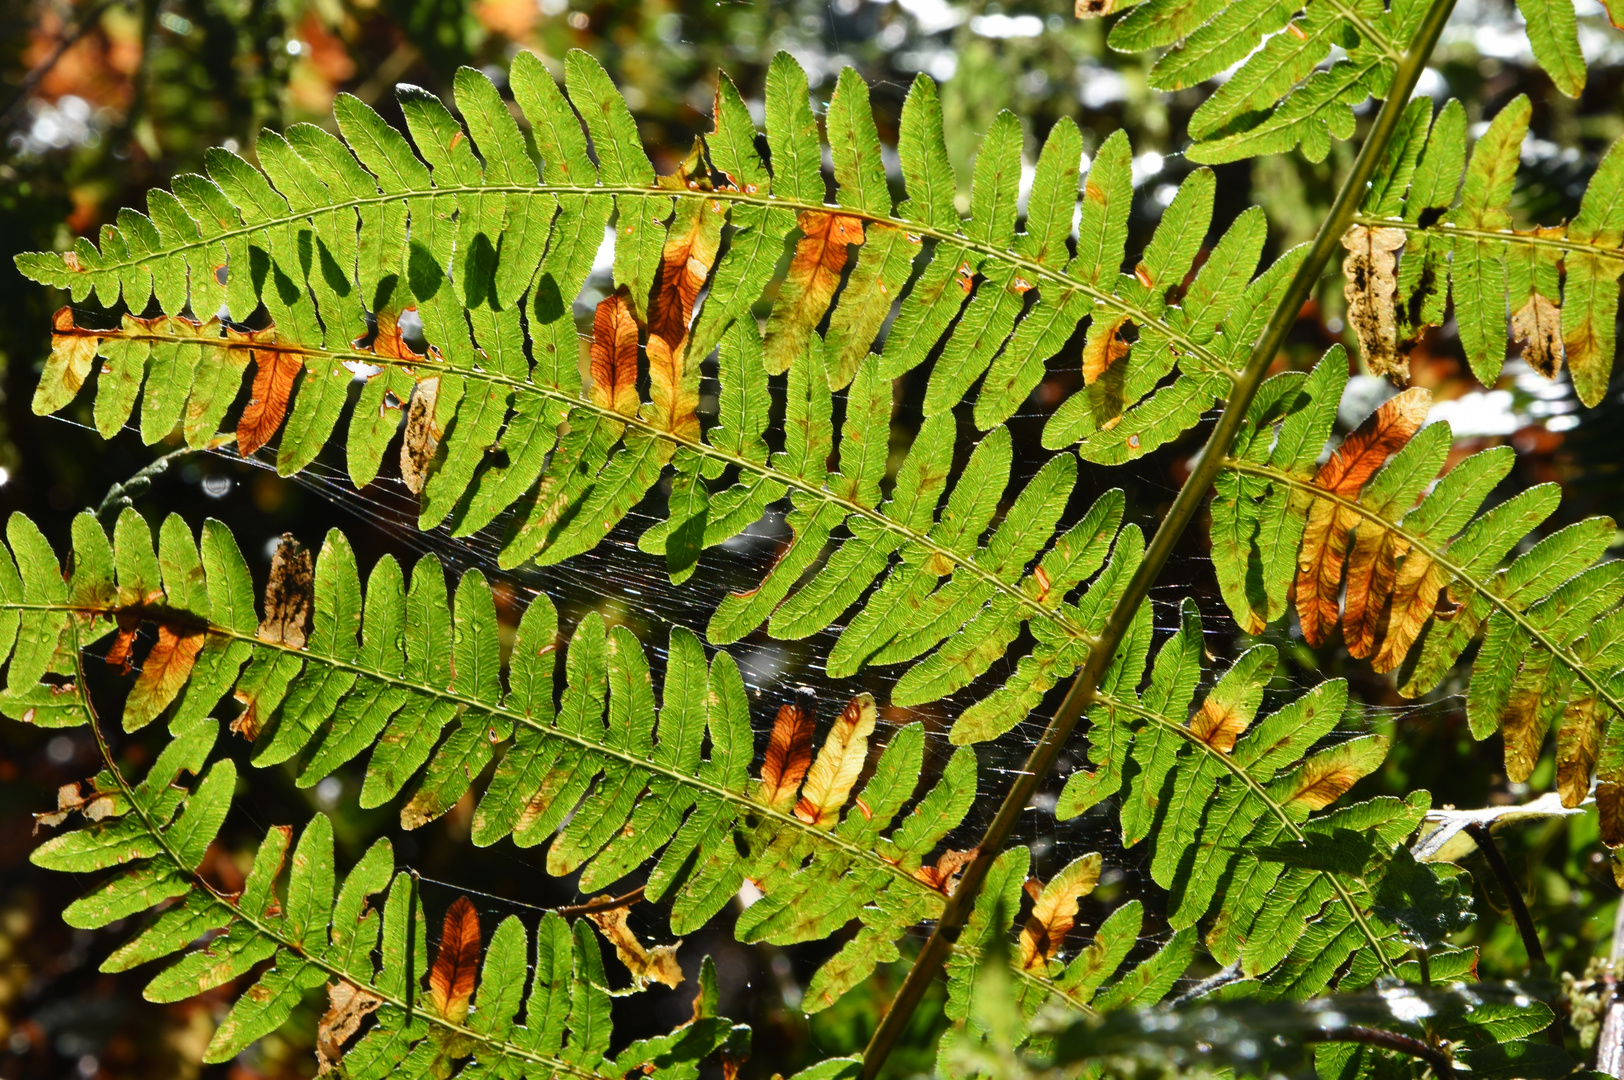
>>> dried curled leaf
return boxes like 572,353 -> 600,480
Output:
1018,852 -> 1102,971
590,289 -> 641,418
317,980 -> 383,1074
757,704 -> 816,810
258,534 -> 313,648
914,847 -> 978,894
33,778 -> 116,833
794,693 -> 878,827
1512,293 -> 1564,379
1341,225 -> 1409,382
399,376 -> 442,495
587,906 -> 684,989
429,896 -> 481,1023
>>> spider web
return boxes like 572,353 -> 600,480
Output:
45,212 -> 1454,1045
120,368 -> 1406,980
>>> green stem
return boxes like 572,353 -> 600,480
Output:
94,437 -> 235,521
855,0 -> 1459,1071
1464,822 -> 1564,1046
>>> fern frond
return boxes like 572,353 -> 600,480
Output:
1208,351 -> 1624,820
1083,0 -> 1595,164
23,57 -> 1311,633
0,509 -> 1101,1016
28,664 -> 745,1075
1345,96 -> 1624,405
1057,594 -> 1450,993
30,309 -> 1137,735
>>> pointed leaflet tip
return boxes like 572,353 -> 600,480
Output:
429,896 -> 481,1022
590,290 -> 641,418
795,694 -> 879,827
757,704 -> 816,810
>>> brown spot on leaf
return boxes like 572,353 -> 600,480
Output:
1082,314 -> 1131,386
1189,696 -> 1249,754
1074,0 -> 1118,15
258,534 -> 313,649
1512,293 -> 1563,379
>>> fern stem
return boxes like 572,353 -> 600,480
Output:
857,0 -> 1459,1070
62,623 -> 602,1079
1466,829 -> 1565,1048
1351,214 -> 1624,264
1463,823 -> 1562,1048
93,436 -> 234,521
1304,1027 -> 1455,1075
1220,458 -> 1624,726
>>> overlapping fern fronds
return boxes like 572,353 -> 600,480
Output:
19,54 -> 1305,640
1083,0 -> 1606,163
3,505 -> 1460,1048
26,696 -> 748,1077
1060,592 -> 1470,995
0,507 -> 1211,1020
1209,351 -> 1624,826
1343,94 -> 1624,406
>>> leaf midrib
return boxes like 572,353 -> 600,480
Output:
1353,213 -> 1624,262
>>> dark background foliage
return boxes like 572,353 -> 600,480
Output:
1,0 -> 1622,1077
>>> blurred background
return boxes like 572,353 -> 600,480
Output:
2,0 -> 1624,1077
